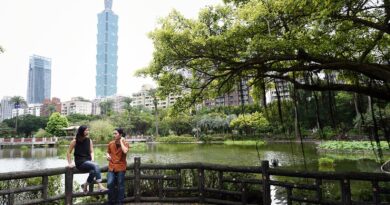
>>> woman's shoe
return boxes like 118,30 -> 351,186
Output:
81,183 -> 88,194
98,187 -> 108,192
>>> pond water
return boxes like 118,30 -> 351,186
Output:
0,142 -> 388,204
0,142 -> 386,173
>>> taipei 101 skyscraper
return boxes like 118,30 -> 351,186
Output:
96,0 -> 118,98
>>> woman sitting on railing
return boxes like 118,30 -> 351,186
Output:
66,125 -> 107,193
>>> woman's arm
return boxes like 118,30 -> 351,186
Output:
67,140 -> 76,167
90,138 -> 94,161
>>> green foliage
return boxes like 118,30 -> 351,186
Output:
0,123 -> 16,137
88,120 -> 114,143
2,115 -> 48,137
35,128 -> 52,138
223,140 -> 265,146
318,141 -> 390,151
20,145 -> 29,151
130,143 -> 147,152
155,135 -> 197,143
164,113 -> 193,136
318,157 -> 334,169
66,113 -> 100,124
230,112 -> 269,134
45,112 -> 69,137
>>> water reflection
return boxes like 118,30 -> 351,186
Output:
0,142 -> 386,173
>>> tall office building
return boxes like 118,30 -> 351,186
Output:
0,96 -> 13,121
96,0 -> 118,98
27,55 -> 51,104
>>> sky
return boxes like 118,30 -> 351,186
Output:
0,0 -> 221,102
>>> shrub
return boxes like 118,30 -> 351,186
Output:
224,140 -> 265,146
155,135 -> 196,143
35,128 -> 52,138
319,157 -> 334,168
88,120 -> 114,143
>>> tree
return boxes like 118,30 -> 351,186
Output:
99,99 -> 114,116
230,112 -> 269,135
148,88 -> 159,136
89,120 -> 114,142
17,115 -> 48,137
137,0 -> 390,111
45,112 -> 69,137
47,104 -> 57,116
10,96 -> 27,134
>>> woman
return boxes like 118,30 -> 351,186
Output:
67,125 -> 107,193
106,128 -> 129,205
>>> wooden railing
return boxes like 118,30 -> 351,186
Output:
0,137 -> 58,146
1,157 -> 390,205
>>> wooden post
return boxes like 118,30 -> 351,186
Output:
241,182 -> 247,205
158,179 -> 163,199
286,187 -> 292,205
8,193 -> 14,205
372,181 -> 380,204
218,171 -> 223,199
134,157 -> 141,202
341,178 -> 351,205
198,168 -> 205,203
65,167 -> 73,205
42,175 -> 48,205
316,178 -> 322,203
261,160 -> 271,205
176,168 -> 182,188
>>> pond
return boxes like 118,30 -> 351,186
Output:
0,142 -> 385,173
0,142 -> 388,204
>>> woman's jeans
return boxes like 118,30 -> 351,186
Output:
77,161 -> 102,184
107,171 -> 125,205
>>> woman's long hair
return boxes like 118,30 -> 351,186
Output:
76,125 -> 88,142
115,128 -> 125,137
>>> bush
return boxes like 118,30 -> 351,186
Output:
323,126 -> 336,139
319,157 -> 334,168
155,135 -> 196,143
88,120 -> 114,143
35,128 -> 52,138
224,140 -> 265,146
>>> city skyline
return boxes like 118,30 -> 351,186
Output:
0,0 -> 221,102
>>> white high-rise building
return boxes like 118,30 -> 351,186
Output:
131,84 -> 183,109
61,98 -> 92,115
0,96 -> 13,121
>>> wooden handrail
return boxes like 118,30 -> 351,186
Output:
1,158 -> 390,205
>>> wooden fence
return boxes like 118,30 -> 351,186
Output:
1,157 -> 390,205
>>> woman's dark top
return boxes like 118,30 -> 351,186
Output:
74,138 -> 91,167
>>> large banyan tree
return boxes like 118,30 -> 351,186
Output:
138,0 -> 390,106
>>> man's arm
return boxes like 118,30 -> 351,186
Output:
120,137 -> 129,153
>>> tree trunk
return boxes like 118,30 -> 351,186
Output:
378,103 -> 390,149
368,96 -> 383,163
273,79 -> 285,134
260,79 -> 269,119
326,74 -> 336,129
354,93 -> 365,129
313,91 -> 324,139
154,100 -> 159,137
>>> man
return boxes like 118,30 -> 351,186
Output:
106,128 -> 129,205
